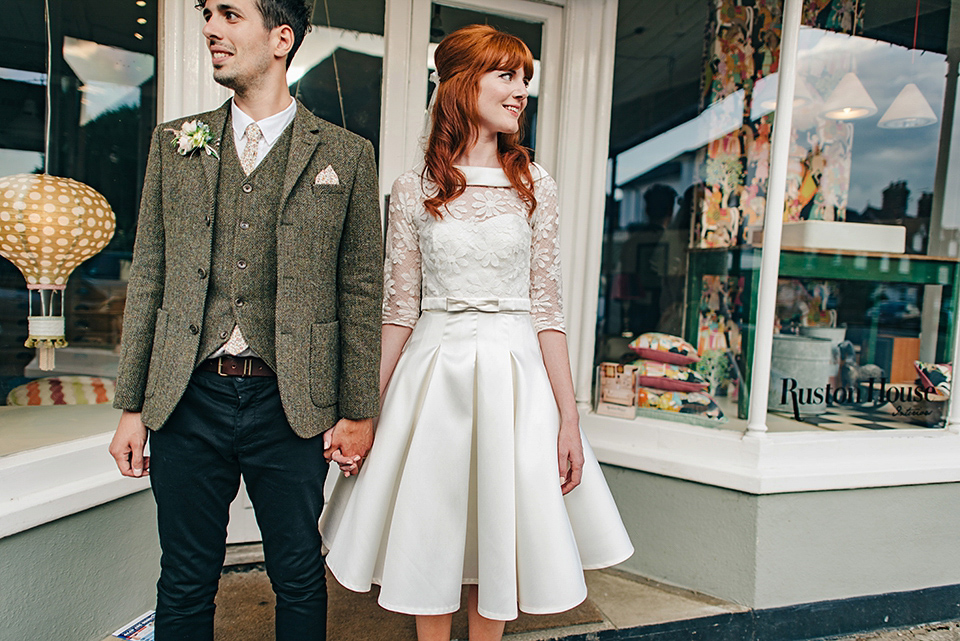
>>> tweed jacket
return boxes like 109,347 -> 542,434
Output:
113,99 -> 383,438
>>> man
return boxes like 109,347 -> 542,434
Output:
108,1 -> 381,639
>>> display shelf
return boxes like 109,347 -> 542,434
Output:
686,246 -> 960,419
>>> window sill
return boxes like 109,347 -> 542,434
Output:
582,410 -> 960,494
0,405 -> 148,539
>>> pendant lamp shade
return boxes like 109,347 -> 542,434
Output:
820,72 -> 877,120
878,83 -> 938,128
0,173 -> 116,369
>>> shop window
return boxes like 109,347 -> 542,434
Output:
594,0 -> 956,433
595,0 -> 771,427
0,0 -> 157,405
759,1 -> 955,432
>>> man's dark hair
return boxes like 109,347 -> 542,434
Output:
196,0 -> 313,69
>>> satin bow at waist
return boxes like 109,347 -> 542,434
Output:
420,297 -> 531,313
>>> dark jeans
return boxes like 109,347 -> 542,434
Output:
149,369 -> 328,641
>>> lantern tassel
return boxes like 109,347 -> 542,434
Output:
39,345 -> 55,371
26,317 -> 68,372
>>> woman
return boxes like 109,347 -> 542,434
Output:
320,24 -> 633,641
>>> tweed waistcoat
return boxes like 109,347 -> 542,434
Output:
196,119 -> 294,371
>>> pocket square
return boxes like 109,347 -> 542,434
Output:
314,165 -> 340,185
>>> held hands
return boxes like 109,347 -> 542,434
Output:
323,417 -> 374,477
109,410 -> 150,478
558,420 -> 584,495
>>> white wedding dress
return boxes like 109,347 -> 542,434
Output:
319,163 -> 633,621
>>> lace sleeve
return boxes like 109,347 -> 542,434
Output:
530,173 -> 566,333
382,174 -> 422,328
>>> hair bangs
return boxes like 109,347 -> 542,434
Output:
487,35 -> 534,81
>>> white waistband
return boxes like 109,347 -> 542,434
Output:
421,297 -> 531,313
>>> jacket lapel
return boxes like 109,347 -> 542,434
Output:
197,101 -> 230,211
280,100 -> 323,208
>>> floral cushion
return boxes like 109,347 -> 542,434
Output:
636,386 -> 724,420
6,376 -> 116,406
629,332 -> 699,365
632,359 -> 708,392
914,361 -> 951,398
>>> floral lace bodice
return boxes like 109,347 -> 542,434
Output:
382,163 -> 565,333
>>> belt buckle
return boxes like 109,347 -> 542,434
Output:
216,357 -> 228,377
242,359 -> 252,377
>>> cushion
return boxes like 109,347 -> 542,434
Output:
636,386 -> 724,420
632,359 -> 708,392
914,361 -> 951,398
629,332 -> 699,365
6,375 -> 116,406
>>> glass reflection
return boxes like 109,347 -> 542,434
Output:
595,0 -> 956,432
0,0 -> 157,396
291,0 -> 385,158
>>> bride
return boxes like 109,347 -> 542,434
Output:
320,24 -> 633,641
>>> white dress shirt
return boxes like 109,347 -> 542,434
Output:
231,96 -> 297,171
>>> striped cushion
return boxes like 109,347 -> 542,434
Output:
6,376 -> 116,406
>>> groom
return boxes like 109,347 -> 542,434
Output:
108,0 -> 381,639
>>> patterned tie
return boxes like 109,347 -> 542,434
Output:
240,122 -> 263,175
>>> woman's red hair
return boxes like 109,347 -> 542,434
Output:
423,24 -> 536,218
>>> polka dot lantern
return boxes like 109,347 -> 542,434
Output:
0,173 -> 116,370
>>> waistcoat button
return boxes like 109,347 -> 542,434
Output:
189,324 -> 199,335
235,297 -> 244,307
239,221 -> 249,230
220,330 -> 228,339
237,260 -> 247,269
242,184 -> 253,194
198,267 -> 207,278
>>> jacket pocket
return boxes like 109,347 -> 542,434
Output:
144,308 -> 169,399
311,182 -> 346,195
310,320 -> 340,407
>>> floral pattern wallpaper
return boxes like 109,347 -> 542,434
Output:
695,0 -> 863,247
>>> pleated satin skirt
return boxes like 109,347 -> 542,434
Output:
319,310 -> 634,621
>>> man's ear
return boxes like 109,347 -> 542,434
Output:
274,24 -> 295,63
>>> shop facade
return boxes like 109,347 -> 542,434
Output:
3,0 -> 960,638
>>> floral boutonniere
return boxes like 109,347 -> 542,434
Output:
166,120 -> 220,159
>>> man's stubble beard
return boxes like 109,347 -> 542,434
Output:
211,51 -> 272,95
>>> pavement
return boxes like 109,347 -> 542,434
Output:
106,544 -> 958,641
830,622 -> 960,641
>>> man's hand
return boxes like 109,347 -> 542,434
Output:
109,410 -> 149,478
558,422 -> 584,496
323,417 -> 374,477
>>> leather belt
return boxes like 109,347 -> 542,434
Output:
198,356 -> 275,377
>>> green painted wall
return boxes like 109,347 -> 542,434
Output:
754,483 -> 960,608
0,491 -> 160,641
603,464 -> 759,605
602,464 -> 960,609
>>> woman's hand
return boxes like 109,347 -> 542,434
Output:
558,421 -> 584,495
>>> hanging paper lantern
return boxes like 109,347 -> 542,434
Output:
0,173 -> 116,370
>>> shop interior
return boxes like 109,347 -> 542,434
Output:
594,0 -> 957,433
